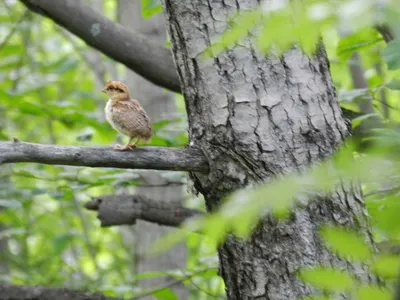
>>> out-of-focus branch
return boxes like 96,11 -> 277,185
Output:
19,0 -> 181,93
375,25 -> 395,43
0,284 -> 118,300
85,194 -> 204,227
0,10 -> 29,50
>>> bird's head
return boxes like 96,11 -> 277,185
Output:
101,80 -> 130,101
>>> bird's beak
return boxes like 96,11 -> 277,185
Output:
101,89 -> 106,94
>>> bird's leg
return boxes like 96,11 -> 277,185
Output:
129,137 -> 140,148
113,144 -> 133,151
113,137 -> 135,151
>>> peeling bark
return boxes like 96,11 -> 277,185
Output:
162,0 -> 373,299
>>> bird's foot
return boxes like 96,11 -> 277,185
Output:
113,144 -> 133,151
128,143 -> 137,148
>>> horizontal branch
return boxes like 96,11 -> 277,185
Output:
85,194 -> 204,227
17,0 -> 367,124
0,284 -> 117,300
19,0 -> 181,93
0,140 -> 209,173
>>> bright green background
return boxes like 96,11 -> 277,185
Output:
1,0 -> 400,299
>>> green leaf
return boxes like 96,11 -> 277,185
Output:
355,285 -> 393,300
352,113 -> 379,130
382,39 -> 400,70
338,89 -> 373,104
386,80 -> 400,90
53,234 -> 73,255
299,296 -> 334,300
205,10 -> 262,57
372,255 -> 400,279
337,28 -> 383,61
0,44 -> 23,58
151,289 -> 178,300
320,226 -> 371,261
141,0 -> 162,19
299,267 -> 354,291
369,195 -> 400,237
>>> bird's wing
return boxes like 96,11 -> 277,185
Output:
112,100 -> 153,138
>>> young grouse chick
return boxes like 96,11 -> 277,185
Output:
102,80 -> 153,151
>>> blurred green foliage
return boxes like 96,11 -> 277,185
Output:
0,0 -> 223,299
156,0 -> 400,299
1,0 -> 400,299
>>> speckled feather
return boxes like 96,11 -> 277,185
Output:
105,99 -> 153,140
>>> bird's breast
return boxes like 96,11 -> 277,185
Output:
105,100 -> 113,123
105,100 -> 127,135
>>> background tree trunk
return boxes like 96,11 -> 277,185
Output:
118,1 -> 188,299
162,1 -> 373,299
0,107 -> 10,276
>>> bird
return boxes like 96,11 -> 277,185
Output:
101,80 -> 153,151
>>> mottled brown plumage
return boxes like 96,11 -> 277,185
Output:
102,80 -> 153,151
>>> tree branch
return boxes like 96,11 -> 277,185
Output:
375,24 -> 395,43
85,194 -> 204,227
0,284 -> 118,300
0,140 -> 209,173
17,0 -> 365,123
18,0 -> 181,93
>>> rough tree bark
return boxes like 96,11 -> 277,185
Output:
118,1 -> 188,298
162,1 -> 373,299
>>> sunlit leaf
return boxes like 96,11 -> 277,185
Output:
299,267 -> 354,291
337,28 -> 383,61
152,288 -> 178,300
205,10 -> 262,58
141,0 -> 162,19
299,296 -> 334,300
369,195 -> 400,238
355,285 -> 393,300
386,80 -> 400,90
320,226 -> 371,261
372,255 -> 400,279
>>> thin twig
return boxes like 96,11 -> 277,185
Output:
364,186 -> 400,197
0,10 -> 29,50
131,267 -> 218,299
19,0 -> 181,93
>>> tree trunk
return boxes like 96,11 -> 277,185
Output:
162,1 -> 373,299
118,1 -> 188,299
0,107 -> 10,275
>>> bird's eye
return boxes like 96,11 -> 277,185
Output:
108,87 -> 114,91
